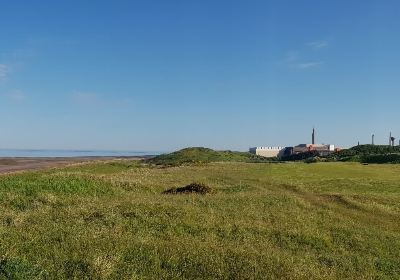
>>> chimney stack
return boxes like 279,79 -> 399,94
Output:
312,128 -> 315,145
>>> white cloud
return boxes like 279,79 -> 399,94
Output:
307,40 -> 329,50
0,64 -> 9,80
281,52 -> 324,70
70,91 -> 99,104
295,61 -> 324,69
282,51 -> 298,63
7,90 -> 26,101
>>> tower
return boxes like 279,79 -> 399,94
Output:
389,132 -> 396,146
372,134 -> 375,145
389,132 -> 395,147
312,128 -> 315,145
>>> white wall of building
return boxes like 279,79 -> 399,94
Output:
249,147 -> 284,158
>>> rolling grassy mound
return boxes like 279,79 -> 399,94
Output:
147,147 -> 272,166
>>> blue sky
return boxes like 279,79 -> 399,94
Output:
1,0 -> 399,151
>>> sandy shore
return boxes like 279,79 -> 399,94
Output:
0,156 -> 147,175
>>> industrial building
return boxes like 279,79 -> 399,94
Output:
250,128 -> 336,158
292,128 -> 335,155
292,143 -> 335,156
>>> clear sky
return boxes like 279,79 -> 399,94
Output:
1,0 -> 399,151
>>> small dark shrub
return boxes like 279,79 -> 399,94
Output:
63,259 -> 93,279
0,257 -> 46,279
281,151 -> 319,161
163,183 -> 212,195
304,157 -> 318,164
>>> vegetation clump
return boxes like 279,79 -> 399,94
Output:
281,145 -> 400,164
361,153 -> 400,164
163,183 -> 212,194
281,151 -> 318,162
329,145 -> 400,163
304,156 -> 319,164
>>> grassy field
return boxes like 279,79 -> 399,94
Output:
0,160 -> 399,279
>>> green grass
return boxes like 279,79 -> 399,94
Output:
1,160 -> 400,279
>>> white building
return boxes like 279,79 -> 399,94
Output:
249,146 -> 285,158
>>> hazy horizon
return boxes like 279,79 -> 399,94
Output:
1,1 -> 399,151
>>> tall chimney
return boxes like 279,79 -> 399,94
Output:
312,128 -> 315,145
372,134 -> 375,145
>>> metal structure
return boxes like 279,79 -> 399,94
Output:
391,136 -> 396,147
388,132 -> 396,147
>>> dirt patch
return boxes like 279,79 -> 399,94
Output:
163,183 -> 212,195
0,159 -> 18,165
0,157 -> 142,175
0,158 -> 83,174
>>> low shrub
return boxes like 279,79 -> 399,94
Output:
361,153 -> 400,164
163,183 -> 212,195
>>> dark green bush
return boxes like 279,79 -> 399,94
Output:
361,154 -> 400,164
327,145 -> 400,164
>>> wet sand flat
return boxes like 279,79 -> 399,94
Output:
0,157 -> 145,175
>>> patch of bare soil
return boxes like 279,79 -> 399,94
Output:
0,159 -> 18,165
0,158 -> 96,175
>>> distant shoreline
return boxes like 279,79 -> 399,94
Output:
0,149 -> 163,158
0,156 -> 153,175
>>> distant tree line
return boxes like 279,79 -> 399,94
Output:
280,151 -> 320,161
281,145 -> 400,164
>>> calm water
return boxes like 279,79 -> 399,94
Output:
0,149 -> 161,158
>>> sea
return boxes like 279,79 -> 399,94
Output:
0,149 -> 162,158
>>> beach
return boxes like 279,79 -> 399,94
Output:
0,156 -> 147,174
